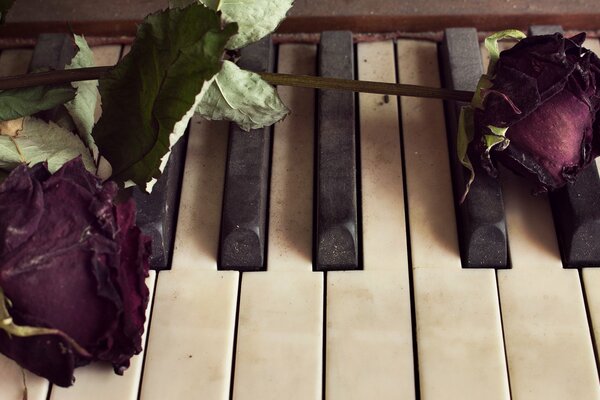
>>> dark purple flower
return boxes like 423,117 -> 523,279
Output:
0,158 -> 151,387
474,32 -> 600,191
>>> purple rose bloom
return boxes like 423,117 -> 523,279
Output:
474,32 -> 600,191
0,158 -> 151,387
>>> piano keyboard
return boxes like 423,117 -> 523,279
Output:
0,27 -> 599,400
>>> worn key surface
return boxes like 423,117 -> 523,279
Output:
232,44 -> 323,400
140,117 -> 239,400
315,31 -> 360,271
398,39 -> 509,399
325,40 -> 415,400
132,135 -> 187,270
526,25 -> 600,268
440,28 -> 508,268
219,36 -> 273,271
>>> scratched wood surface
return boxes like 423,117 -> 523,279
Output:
2,0 -> 600,35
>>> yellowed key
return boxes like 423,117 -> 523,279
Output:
140,117 -> 239,400
398,39 -> 509,400
232,44 -> 323,400
325,40 -> 414,400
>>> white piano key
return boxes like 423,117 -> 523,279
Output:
357,41 -> 409,272
233,272 -> 322,400
325,41 -> 414,400
0,355 -> 49,400
397,39 -> 509,399
479,40 -> 600,400
232,44 -> 323,400
171,119 -> 230,271
0,46 -> 51,400
584,255 -> 600,359
141,269 -> 238,400
498,170 -> 599,400
140,118 -> 240,400
266,45 -> 316,273
397,43 -> 461,270
50,272 -> 156,400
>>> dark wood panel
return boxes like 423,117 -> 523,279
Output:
6,0 -> 599,22
218,36 -> 274,272
315,31 -> 359,271
440,28 -> 508,269
2,1 -> 600,36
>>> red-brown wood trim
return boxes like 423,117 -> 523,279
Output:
0,14 -> 599,38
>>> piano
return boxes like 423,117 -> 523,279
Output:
0,2 -> 599,399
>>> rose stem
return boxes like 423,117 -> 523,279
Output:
0,66 -> 474,102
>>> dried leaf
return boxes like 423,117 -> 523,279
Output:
196,60 -> 289,131
0,117 -> 23,137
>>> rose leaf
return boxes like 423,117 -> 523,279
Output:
483,125 -> 510,154
92,4 -> 237,191
0,85 -> 75,122
471,75 -> 493,110
484,29 -> 526,75
457,105 -> 475,203
196,60 -> 289,131
0,116 -> 95,173
0,117 -> 23,137
171,0 -> 293,49
64,34 -> 99,154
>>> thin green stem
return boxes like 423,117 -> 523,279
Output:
0,66 -> 475,102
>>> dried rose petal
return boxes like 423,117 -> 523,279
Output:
474,32 -> 600,191
0,158 -> 150,387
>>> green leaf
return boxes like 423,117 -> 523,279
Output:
0,0 -> 15,24
92,4 -> 237,191
64,34 -> 99,154
0,85 -> 76,122
196,60 -> 289,131
171,0 -> 293,49
0,117 -> 95,173
0,287 -> 90,357
483,125 -> 510,154
471,75 -> 493,110
484,29 -> 526,75
457,105 -> 475,203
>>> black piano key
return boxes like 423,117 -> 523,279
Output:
440,28 -> 509,268
218,36 -> 274,271
30,33 -> 76,72
132,135 -> 187,270
29,34 -> 78,123
315,31 -> 360,271
529,25 -> 600,267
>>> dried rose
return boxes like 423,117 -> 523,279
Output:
0,157 -> 151,387
470,32 -> 600,193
